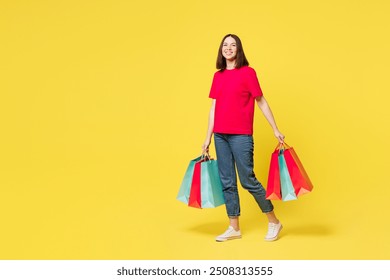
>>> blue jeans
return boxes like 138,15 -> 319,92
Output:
214,133 -> 274,217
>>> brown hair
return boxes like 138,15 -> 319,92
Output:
216,34 -> 249,71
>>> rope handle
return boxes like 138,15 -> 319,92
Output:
274,142 -> 291,151
197,151 -> 213,163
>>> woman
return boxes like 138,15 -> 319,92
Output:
202,34 -> 285,242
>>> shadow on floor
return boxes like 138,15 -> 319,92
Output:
185,221 -> 334,239
283,224 -> 333,236
186,222 -> 227,236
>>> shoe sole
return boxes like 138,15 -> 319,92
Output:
264,225 -> 283,242
216,235 -> 242,242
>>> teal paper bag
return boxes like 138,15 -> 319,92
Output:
200,160 -> 225,208
278,150 -> 297,201
177,156 -> 202,204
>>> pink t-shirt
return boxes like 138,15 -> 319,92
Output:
209,66 -> 263,135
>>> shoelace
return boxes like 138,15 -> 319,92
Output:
222,227 -> 238,236
267,224 -> 278,235
223,228 -> 234,235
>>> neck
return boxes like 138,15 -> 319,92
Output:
226,59 -> 236,69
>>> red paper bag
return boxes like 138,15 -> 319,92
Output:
188,161 -> 202,208
266,146 -> 282,200
283,144 -> 313,196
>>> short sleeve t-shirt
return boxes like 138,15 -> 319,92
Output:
209,66 -> 263,135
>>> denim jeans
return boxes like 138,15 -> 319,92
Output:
214,133 -> 274,217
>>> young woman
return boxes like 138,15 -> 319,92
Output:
202,34 -> 285,242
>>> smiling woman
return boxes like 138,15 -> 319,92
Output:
1,0 -> 389,261
202,34 -> 285,242
216,34 -> 249,70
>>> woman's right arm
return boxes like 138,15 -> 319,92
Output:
202,99 -> 216,153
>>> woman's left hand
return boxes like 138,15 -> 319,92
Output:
274,130 -> 285,143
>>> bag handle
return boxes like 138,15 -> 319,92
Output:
197,152 -> 213,163
283,142 -> 291,149
274,142 -> 291,151
274,143 -> 284,151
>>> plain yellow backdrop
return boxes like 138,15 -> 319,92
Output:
1,0 -> 389,259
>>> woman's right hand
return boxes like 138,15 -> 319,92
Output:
202,138 -> 211,154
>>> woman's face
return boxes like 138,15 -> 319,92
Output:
222,36 -> 237,61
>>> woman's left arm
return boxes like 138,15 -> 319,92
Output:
256,96 -> 285,143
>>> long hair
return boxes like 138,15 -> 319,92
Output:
216,34 -> 249,71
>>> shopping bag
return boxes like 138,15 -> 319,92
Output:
279,149 -> 297,201
283,144 -> 313,196
178,153 -> 225,209
188,160 -> 202,208
266,145 -> 282,200
200,159 -> 225,208
176,156 -> 202,204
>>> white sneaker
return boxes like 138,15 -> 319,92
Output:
264,222 -> 283,241
215,226 -> 242,242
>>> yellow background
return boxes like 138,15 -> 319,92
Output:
1,0 -> 389,259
